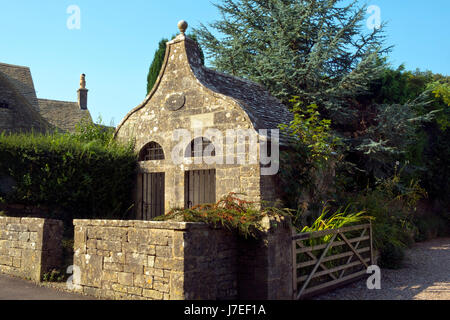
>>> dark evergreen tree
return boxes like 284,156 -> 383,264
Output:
146,35 -> 205,95
194,0 -> 435,180
194,0 -> 388,112
147,38 -> 168,95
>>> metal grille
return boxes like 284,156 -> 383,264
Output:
184,169 -> 216,208
139,142 -> 165,161
141,172 -> 165,220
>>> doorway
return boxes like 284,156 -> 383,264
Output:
184,169 -> 216,208
141,172 -> 165,220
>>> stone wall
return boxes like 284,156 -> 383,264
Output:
238,215 -> 293,300
0,217 -> 63,282
73,220 -> 238,300
73,217 -> 293,300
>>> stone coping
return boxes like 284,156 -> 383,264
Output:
73,219 -> 209,231
0,217 -> 61,224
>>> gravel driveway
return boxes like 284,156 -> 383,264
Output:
313,238 -> 450,300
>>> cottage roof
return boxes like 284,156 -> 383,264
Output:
185,41 -> 294,144
38,99 -> 92,133
0,72 -> 52,133
0,62 -> 40,111
116,26 -> 294,145
0,62 -> 93,133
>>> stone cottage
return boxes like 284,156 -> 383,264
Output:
115,21 -> 293,219
0,62 -> 93,133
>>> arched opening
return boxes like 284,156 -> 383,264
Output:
185,137 -> 216,158
184,137 -> 216,209
139,142 -> 165,161
138,142 -> 165,220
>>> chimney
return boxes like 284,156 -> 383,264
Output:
77,74 -> 88,110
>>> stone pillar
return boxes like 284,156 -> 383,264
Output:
0,217 -> 63,283
237,214 -> 293,300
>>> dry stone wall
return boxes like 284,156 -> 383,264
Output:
73,220 -> 238,300
0,217 -> 63,282
73,216 -> 293,300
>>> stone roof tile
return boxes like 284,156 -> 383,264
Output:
184,37 -> 294,145
38,99 -> 92,133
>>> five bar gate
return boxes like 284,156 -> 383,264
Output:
292,223 -> 374,300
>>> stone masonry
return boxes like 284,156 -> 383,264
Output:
0,217 -> 63,282
73,215 -> 293,300
115,23 -> 293,217
73,220 -> 238,300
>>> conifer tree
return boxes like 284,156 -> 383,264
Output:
194,0 -> 436,179
194,0 -> 388,113
147,39 -> 168,95
146,35 -> 205,94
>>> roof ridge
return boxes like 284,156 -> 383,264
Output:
0,62 -> 30,69
38,98 -> 78,104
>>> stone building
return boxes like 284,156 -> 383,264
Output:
115,21 -> 293,219
0,62 -> 93,133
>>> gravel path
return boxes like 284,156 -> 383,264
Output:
313,237 -> 450,300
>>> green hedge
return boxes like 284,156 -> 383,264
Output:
0,130 -> 137,222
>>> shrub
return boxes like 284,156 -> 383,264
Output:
378,242 -> 405,269
414,213 -> 450,242
154,193 -> 291,239
0,122 -> 137,224
345,166 -> 427,269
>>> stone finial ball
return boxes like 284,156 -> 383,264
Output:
178,20 -> 188,34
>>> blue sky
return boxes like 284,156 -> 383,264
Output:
0,0 -> 449,126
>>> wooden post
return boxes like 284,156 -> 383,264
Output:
292,227 -> 297,300
369,221 -> 374,265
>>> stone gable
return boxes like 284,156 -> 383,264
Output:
115,23 -> 292,217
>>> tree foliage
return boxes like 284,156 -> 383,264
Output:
195,0 -> 444,186
194,0 -> 388,111
147,39 -> 168,95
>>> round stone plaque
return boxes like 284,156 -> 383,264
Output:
165,93 -> 186,111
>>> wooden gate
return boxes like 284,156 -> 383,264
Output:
292,223 -> 374,300
184,169 -> 216,208
141,172 -> 165,220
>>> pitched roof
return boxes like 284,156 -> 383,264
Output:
0,62 -> 40,111
116,35 -> 294,145
0,61 -> 94,133
38,99 -> 92,132
185,37 -> 294,144
0,72 -> 52,133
